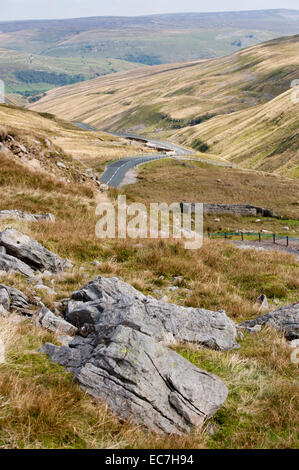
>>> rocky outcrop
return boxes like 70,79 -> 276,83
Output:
240,302 -> 299,340
0,210 -> 55,223
41,325 -> 228,434
37,305 -> 78,336
0,228 -> 72,275
40,275 -> 236,434
0,252 -> 35,277
66,276 -> 239,350
0,284 -> 30,315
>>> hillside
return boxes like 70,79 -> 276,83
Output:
31,34 -> 299,177
0,102 -> 298,449
1,9 -> 299,99
173,88 -> 299,177
0,104 -> 152,173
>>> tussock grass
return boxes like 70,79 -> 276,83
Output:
0,115 -> 298,448
124,159 -> 299,221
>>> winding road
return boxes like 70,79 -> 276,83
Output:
73,122 -> 231,188
73,122 -> 192,187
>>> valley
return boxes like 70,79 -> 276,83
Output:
0,10 -> 298,451
1,9 -> 299,100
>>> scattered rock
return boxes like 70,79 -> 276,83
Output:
0,210 -> 55,223
239,324 -> 262,334
56,161 -> 66,169
283,226 -> 290,231
0,252 -> 35,277
41,325 -> 228,435
0,228 -> 72,274
240,302 -> 299,340
0,304 -> 9,317
0,284 -> 31,316
168,286 -> 179,292
37,305 -> 78,336
214,218 -> 221,222
287,339 -> 299,349
35,284 -> 57,296
153,289 -> 163,295
0,287 -> 10,310
256,294 -> 269,310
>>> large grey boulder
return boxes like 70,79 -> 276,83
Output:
41,325 -> 228,434
0,252 -> 35,277
240,302 -> 299,340
37,305 -> 78,336
71,275 -> 146,303
0,210 -> 55,223
66,276 -> 238,351
0,228 -> 71,273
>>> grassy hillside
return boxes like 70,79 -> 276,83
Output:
173,89 -> 299,177
0,108 -> 298,448
0,104 -> 152,172
1,10 -> 298,99
31,34 -> 299,177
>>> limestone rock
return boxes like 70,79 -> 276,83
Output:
37,305 -> 78,336
0,252 -> 35,277
41,325 -> 228,434
0,287 -> 10,310
240,302 -> 299,340
66,276 -> 238,351
0,210 -> 55,223
0,284 -> 30,311
0,228 -> 71,273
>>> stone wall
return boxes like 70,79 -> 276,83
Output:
180,203 -> 276,218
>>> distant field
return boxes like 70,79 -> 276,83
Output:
0,9 -> 298,99
0,49 -> 138,99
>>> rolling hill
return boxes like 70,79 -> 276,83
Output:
0,103 -> 150,173
30,34 -> 299,177
1,9 -> 299,99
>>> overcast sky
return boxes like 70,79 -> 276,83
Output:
1,0 -> 298,21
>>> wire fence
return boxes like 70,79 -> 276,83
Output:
207,230 -> 299,247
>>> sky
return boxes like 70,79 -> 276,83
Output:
1,0 -> 298,21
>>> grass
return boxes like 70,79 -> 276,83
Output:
0,104 -> 154,172
123,159 -> 299,221
0,108 -> 298,448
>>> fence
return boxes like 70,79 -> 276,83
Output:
206,230 -> 299,247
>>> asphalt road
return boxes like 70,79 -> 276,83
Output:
73,122 -> 192,187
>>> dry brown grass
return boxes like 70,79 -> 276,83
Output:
124,159 -> 299,220
0,318 -> 297,449
0,104 -> 153,172
0,115 -> 298,449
